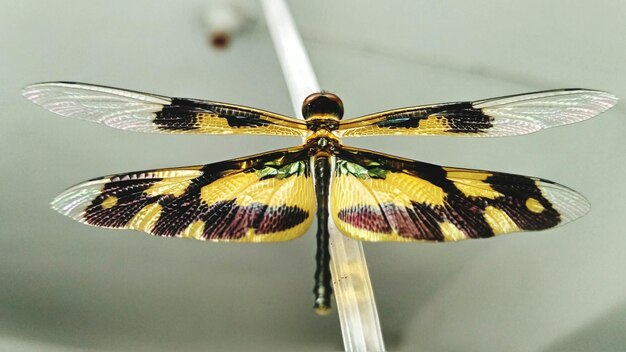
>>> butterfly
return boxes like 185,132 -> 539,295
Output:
23,82 -> 617,314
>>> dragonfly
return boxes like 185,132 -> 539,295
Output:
23,82 -> 617,314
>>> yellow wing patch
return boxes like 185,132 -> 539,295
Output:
101,196 -> 117,209
445,168 -> 502,199
181,220 -> 206,240
525,198 -> 545,213
197,167 -> 316,242
439,222 -> 467,241
145,177 -> 195,197
128,203 -> 163,232
418,115 -> 450,130
484,206 -> 520,235
331,165 -> 447,242
194,111 -> 307,137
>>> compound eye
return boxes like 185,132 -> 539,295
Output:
302,92 -> 344,120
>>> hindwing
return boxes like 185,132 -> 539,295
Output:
331,146 -> 589,242
52,147 -> 315,242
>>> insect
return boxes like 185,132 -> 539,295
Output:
23,82 -> 617,314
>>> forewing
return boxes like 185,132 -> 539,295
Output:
338,89 -> 617,137
331,146 -> 589,242
52,147 -> 315,242
23,82 -> 308,137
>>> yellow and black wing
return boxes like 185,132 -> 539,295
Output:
23,82 -> 308,137
337,89 -> 617,137
52,147 -> 315,242
331,146 -> 589,242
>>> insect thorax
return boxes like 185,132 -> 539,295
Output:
306,130 -> 341,157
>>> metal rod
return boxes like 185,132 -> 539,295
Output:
261,1 -> 385,350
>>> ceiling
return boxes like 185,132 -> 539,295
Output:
1,1 -> 625,351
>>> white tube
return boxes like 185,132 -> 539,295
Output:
261,1 -> 385,351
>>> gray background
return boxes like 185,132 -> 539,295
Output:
1,1 -> 625,351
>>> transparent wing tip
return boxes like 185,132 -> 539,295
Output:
22,81 -> 171,106
22,83 -> 53,105
475,89 -> 619,134
537,181 -> 591,225
21,82 -> 90,117
581,89 -> 619,113
543,89 -> 619,128
22,81 -> 78,98
50,179 -> 106,221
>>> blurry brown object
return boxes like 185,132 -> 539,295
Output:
204,1 -> 254,51
210,31 -> 230,49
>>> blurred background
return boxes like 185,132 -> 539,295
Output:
1,1 -> 624,351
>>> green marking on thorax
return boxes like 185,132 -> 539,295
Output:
257,160 -> 307,180
336,160 -> 387,179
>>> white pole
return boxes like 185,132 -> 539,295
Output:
261,1 -> 385,351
